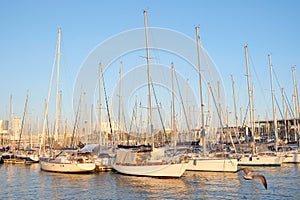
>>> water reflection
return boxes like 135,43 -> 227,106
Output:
114,173 -> 188,199
0,164 -> 299,199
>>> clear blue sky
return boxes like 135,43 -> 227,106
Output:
1,0 -> 299,127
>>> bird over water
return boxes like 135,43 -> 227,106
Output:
237,168 -> 268,190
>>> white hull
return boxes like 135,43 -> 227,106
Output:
187,158 -> 238,172
113,162 -> 187,178
238,154 -> 283,166
40,160 -> 96,173
283,152 -> 300,163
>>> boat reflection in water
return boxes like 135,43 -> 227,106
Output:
0,164 -> 299,199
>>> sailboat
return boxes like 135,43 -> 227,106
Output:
39,28 -> 95,173
40,149 -> 95,173
279,66 -> 300,163
93,63 -> 115,172
237,48 -> 283,166
185,26 -> 238,172
112,10 -> 187,178
2,93 -> 39,164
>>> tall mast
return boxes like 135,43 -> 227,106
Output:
268,54 -> 278,151
292,66 -> 299,145
83,92 -> 87,143
171,62 -> 177,146
91,104 -> 94,142
282,88 -> 288,143
58,90 -> 62,140
9,95 -> 13,144
25,90 -> 30,149
195,26 -> 205,152
39,28 -> 59,153
231,75 -> 240,144
217,81 -> 223,143
98,63 -> 102,146
206,83 -> 211,129
54,27 -> 61,142
143,10 -> 153,145
251,84 -> 255,141
18,92 -> 29,151
244,45 -> 254,142
118,61 -> 123,142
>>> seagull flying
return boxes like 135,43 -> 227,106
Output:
237,168 -> 268,190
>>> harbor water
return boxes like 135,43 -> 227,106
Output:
1,163 -> 299,199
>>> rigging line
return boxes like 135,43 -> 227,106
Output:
285,94 -> 295,118
275,96 -> 284,119
208,83 -> 223,128
128,100 -> 137,133
242,99 -> 251,127
102,69 -> 114,148
284,91 -> 295,117
273,67 -> 283,91
17,94 -> 28,151
273,67 -> 295,118
249,54 -> 269,110
150,78 -> 168,144
121,106 -> 128,133
46,116 -> 51,152
174,71 -> 191,133
71,96 -> 80,148
273,68 -> 295,118
202,51 -> 224,118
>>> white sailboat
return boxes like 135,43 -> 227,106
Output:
39,28 -> 95,173
40,149 -> 95,173
185,26 -> 238,172
281,147 -> 300,163
187,154 -> 238,172
113,147 -> 187,177
281,67 -> 300,163
238,151 -> 283,166
237,48 -> 283,166
112,10 -> 187,178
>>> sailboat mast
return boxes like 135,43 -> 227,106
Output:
171,62 -> 177,146
244,45 -> 254,141
231,75 -> 240,144
39,28 -> 59,154
268,54 -> 278,151
251,84 -> 255,141
25,90 -> 30,149
206,83 -> 211,128
143,10 -> 153,145
9,95 -> 13,145
18,92 -> 29,151
282,88 -> 288,143
91,104 -> 94,142
195,26 -> 205,152
58,90 -> 62,140
292,66 -> 299,145
98,63 -> 103,146
118,61 -> 123,142
55,27 -> 61,142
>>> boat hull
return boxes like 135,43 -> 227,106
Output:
238,155 -> 283,166
186,158 -> 238,172
282,152 -> 300,163
113,162 -> 187,178
40,161 -> 96,173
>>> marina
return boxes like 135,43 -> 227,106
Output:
1,1 -> 300,199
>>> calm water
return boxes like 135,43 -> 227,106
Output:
1,163 -> 300,199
